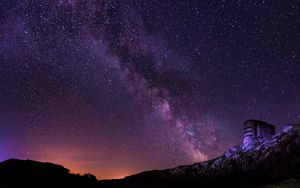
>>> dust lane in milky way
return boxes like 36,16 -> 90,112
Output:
0,0 -> 299,179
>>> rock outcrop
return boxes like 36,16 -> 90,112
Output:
242,120 -> 276,150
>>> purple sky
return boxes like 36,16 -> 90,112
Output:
0,0 -> 299,179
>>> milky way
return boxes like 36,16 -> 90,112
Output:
0,0 -> 299,179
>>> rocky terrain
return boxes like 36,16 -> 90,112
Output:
118,127 -> 300,187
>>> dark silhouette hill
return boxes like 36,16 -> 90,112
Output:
0,159 -> 98,188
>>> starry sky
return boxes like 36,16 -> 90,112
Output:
0,0 -> 299,179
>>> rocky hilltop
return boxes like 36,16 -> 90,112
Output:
119,120 -> 300,187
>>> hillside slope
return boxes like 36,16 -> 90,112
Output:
119,128 -> 300,187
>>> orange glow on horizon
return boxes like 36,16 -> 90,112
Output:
29,146 -> 141,179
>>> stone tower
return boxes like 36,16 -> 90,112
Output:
243,120 -> 275,149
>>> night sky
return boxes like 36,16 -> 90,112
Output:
0,0 -> 299,179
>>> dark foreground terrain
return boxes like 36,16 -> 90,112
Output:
1,127 -> 300,188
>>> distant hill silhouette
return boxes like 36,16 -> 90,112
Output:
0,159 -> 98,188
